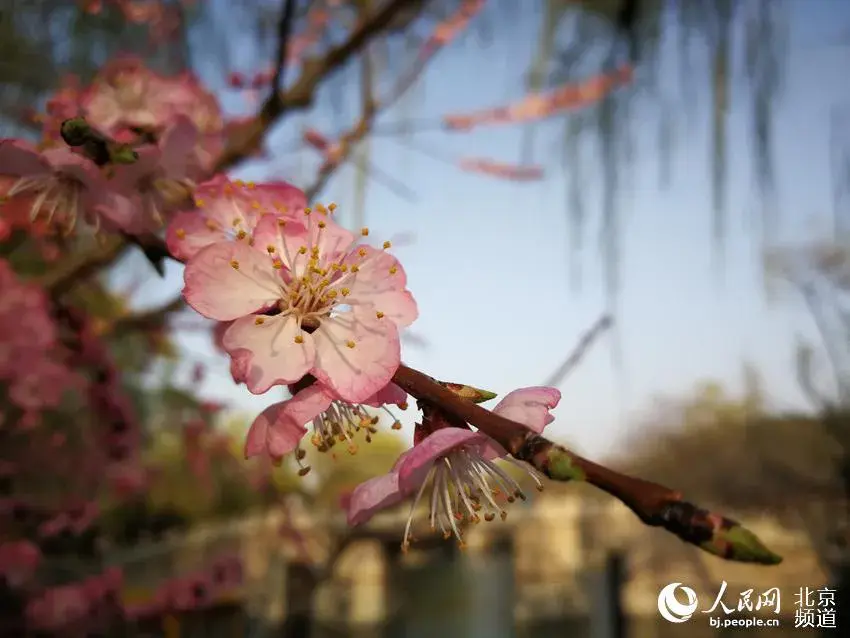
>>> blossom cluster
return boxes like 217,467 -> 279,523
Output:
2,56 -> 220,238
0,259 -> 79,411
123,554 -> 243,621
170,173 -> 562,549
0,44 -> 568,635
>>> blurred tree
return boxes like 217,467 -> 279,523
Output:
0,0 -> 794,301
764,235 -> 850,635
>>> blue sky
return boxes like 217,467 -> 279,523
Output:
116,0 -> 850,461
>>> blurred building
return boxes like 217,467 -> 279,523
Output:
114,484 -> 823,637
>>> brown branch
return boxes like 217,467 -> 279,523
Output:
543,313 -> 612,387
214,0 -> 419,174
302,1 -> 398,202
270,0 -> 299,103
47,0 -> 418,291
391,363 -> 783,565
39,236 -> 130,295
109,295 -> 186,336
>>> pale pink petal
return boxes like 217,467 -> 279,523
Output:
223,314 -> 316,394
352,291 -> 418,329
345,246 -> 409,292
361,382 -> 407,408
343,246 -> 418,327
310,213 -> 356,262
258,181 -> 307,213
492,386 -> 561,434
246,386 -> 332,459
96,192 -> 142,231
346,472 -> 404,526
283,384 -> 335,423
160,116 -> 198,166
42,148 -> 109,190
397,429 -> 507,493
182,241 -> 282,320
230,352 -> 249,383
252,214 -> 311,276
310,314 -> 400,403
266,425 -> 304,459
243,413 -> 269,458
0,139 -> 49,176
167,209 -> 242,260
245,402 -> 306,459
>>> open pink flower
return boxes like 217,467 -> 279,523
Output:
182,208 -> 418,402
0,139 -> 115,234
245,382 -> 408,463
166,176 -> 306,260
80,56 -> 223,137
345,386 -> 561,549
108,115 -> 201,234
0,540 -> 41,588
26,583 -> 89,631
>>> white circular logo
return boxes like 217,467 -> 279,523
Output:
657,582 -> 699,623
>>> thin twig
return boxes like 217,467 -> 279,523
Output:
48,0 -> 419,290
391,363 -> 783,565
543,314 -> 612,387
216,0 -> 419,174
269,0 -> 299,108
109,296 -> 187,336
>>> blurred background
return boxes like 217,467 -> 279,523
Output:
0,0 -> 848,636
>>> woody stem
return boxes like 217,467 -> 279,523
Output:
391,363 -> 783,566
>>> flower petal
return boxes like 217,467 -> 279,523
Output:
244,411 -> 270,458
492,387 -> 561,434
344,246 -> 418,328
311,213 -> 356,263
182,241 -> 282,321
223,314 -> 316,394
167,209 -> 243,260
244,394 -> 326,460
361,382 -> 408,408
345,472 -> 404,526
397,429 -> 507,493
159,115 -> 199,177
252,213 -> 312,277
290,381 -> 335,411
345,245 -> 409,292
353,291 -> 418,329
43,148 -> 110,191
0,139 -> 49,177
310,314 -> 400,403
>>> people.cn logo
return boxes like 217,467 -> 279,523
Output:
657,583 -> 699,623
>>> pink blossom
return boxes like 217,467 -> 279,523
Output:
345,387 -> 560,548
166,176 -> 306,260
0,540 -> 41,588
0,139 -> 117,234
244,382 -> 407,462
26,583 -> 89,631
0,259 -> 78,411
80,56 -> 222,137
8,359 -> 78,411
182,208 -> 418,402
108,116 -> 201,234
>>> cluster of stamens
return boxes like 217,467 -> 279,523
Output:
291,402 -> 406,477
226,201 -> 397,341
401,448 -> 545,553
172,179 -> 294,242
4,173 -> 84,235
